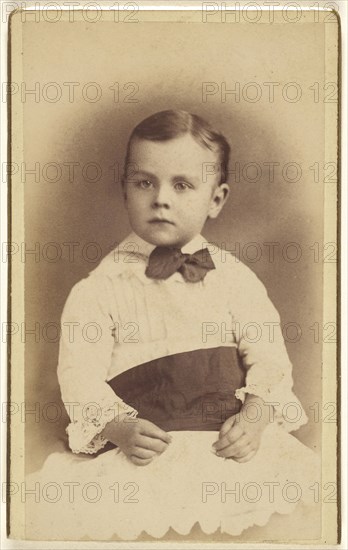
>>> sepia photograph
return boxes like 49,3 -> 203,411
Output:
4,1 -> 341,545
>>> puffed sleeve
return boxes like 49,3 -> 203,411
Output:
57,273 -> 137,454
228,262 -> 308,432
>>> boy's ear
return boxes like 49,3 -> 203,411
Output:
208,183 -> 229,219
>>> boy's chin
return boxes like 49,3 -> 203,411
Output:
137,231 -> 191,249
149,237 -> 184,248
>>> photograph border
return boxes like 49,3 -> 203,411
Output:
2,1 -> 344,546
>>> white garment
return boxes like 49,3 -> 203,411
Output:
57,232 -> 307,454
25,426 -> 320,541
24,233 -> 320,540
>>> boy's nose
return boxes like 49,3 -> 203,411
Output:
152,186 -> 171,208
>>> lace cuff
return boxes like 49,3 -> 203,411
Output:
66,401 -> 138,454
235,366 -> 308,433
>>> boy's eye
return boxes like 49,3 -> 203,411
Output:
137,179 -> 153,189
174,181 -> 189,191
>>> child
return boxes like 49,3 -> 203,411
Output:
26,110 -> 320,541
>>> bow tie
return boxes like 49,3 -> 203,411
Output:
145,246 -> 215,283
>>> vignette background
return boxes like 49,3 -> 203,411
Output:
13,10 -> 330,473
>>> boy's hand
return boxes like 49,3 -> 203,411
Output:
102,417 -> 172,466
212,395 -> 271,463
212,414 -> 261,462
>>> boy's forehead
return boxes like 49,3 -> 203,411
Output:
128,135 -> 219,169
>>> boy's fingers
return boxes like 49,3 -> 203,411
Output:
137,435 -> 168,454
129,456 -> 153,466
140,421 -> 172,444
233,450 -> 257,463
132,447 -> 157,459
213,424 -> 244,451
216,440 -> 252,459
219,415 -> 236,437
216,434 -> 251,457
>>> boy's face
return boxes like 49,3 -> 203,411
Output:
123,134 -> 229,248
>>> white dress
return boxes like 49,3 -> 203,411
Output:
25,233 -> 320,540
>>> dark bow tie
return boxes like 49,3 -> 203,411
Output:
145,246 -> 215,283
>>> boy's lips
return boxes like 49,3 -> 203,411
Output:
149,218 -> 175,225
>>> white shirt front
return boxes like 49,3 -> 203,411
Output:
57,232 -> 307,454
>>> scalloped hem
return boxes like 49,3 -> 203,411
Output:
24,425 -> 320,541
120,503 -> 304,540
24,501 -> 318,541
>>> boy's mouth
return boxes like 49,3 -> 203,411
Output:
149,218 -> 175,225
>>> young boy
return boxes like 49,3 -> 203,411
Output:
27,111 -> 319,540
58,110 -> 307,464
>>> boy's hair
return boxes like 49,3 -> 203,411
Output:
123,110 -> 230,184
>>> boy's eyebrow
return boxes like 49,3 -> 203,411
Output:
129,169 -> 157,179
131,168 -> 200,183
172,174 -> 200,183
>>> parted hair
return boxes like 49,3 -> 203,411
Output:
123,110 -> 230,184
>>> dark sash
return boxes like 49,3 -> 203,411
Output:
108,346 -> 245,431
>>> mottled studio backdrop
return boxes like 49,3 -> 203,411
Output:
17,11 -> 329,472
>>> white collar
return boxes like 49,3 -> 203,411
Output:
118,232 -> 211,258
115,232 -> 213,285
